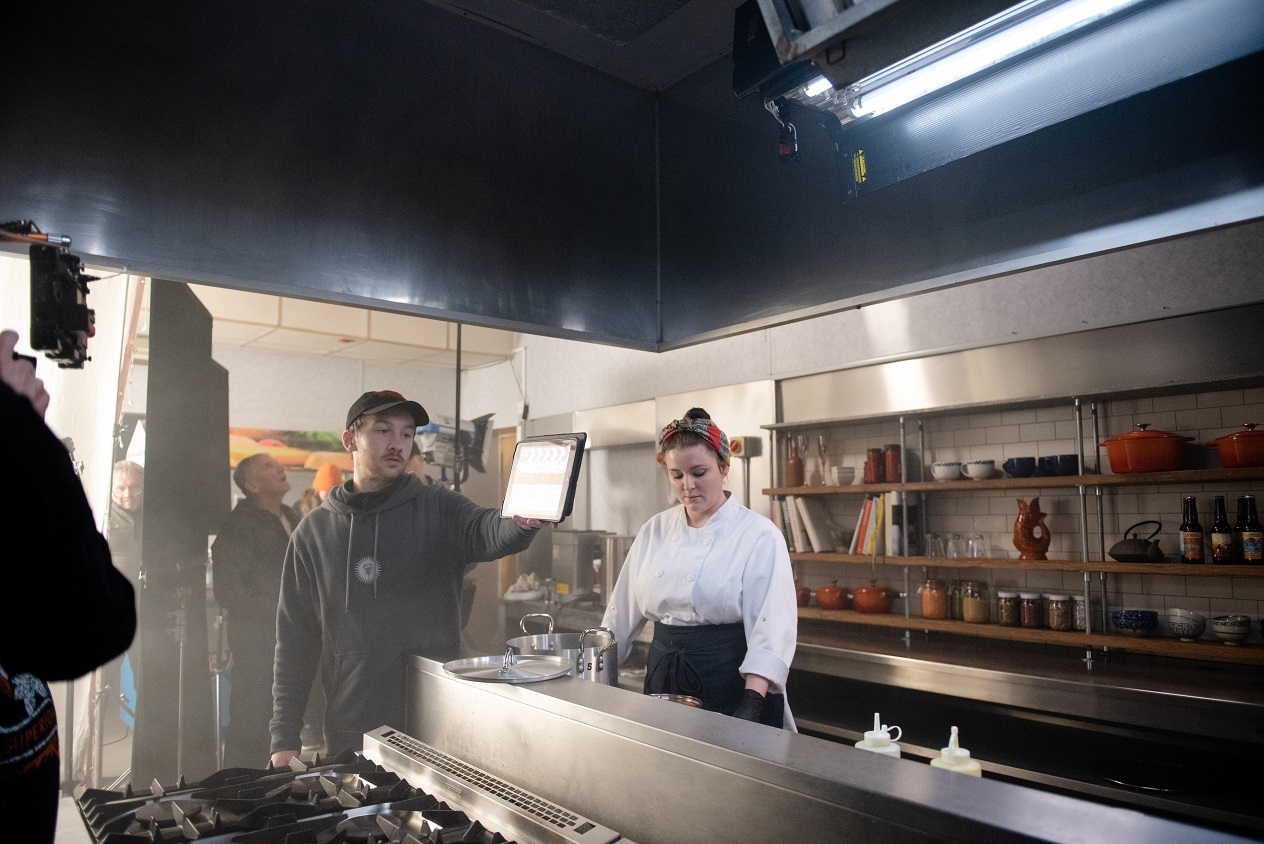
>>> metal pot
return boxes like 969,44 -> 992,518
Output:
507,615 -> 618,685
1108,520 -> 1165,562
507,614 -> 587,671
575,627 -> 618,686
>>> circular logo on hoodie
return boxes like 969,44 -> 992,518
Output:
355,556 -> 381,585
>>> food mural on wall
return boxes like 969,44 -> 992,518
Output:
228,428 -> 351,471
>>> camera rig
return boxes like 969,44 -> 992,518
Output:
1,220 -> 96,369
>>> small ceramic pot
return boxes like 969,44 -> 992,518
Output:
851,585 -> 892,614
816,581 -> 849,611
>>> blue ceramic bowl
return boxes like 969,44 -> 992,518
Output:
1112,609 -> 1158,637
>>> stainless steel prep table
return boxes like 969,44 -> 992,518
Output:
404,654 -> 1257,844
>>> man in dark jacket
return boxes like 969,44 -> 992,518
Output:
269,391 -> 546,765
212,454 -> 298,768
1,329 -> 136,843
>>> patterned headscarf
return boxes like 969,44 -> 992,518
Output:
658,415 -> 730,467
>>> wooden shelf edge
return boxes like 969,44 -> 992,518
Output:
788,553 -> 1264,577
764,466 -> 1264,497
797,608 -> 1264,665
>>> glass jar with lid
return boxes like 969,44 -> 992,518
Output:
996,591 -> 1020,627
948,580 -> 964,621
1072,594 -> 1088,631
1046,594 -> 1074,631
920,578 -> 949,620
961,581 -> 990,623
1019,592 -> 1044,629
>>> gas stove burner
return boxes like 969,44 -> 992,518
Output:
73,731 -> 616,844
333,813 -> 393,843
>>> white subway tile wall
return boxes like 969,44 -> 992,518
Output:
792,390 -> 1264,645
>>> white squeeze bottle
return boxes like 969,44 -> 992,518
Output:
854,712 -> 902,758
929,726 -> 982,776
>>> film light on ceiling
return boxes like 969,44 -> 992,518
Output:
797,0 -> 1147,118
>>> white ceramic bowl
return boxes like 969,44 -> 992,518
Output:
962,459 -> 995,480
830,465 -> 856,485
1166,610 -> 1205,642
1211,614 -> 1250,645
931,461 -> 961,481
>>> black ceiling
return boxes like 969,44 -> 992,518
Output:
1,0 -> 1261,351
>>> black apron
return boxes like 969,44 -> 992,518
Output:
644,621 -> 784,729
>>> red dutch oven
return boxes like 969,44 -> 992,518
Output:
1208,423 -> 1264,468
1099,423 -> 1192,473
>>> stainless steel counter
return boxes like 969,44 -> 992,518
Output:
404,654 -> 1257,844
795,621 -> 1264,743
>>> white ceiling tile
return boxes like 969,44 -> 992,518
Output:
330,339 -> 427,362
370,311 -> 449,348
281,298 -> 369,338
190,284 -> 280,325
247,327 -> 361,353
213,321 -> 275,346
449,323 -> 516,356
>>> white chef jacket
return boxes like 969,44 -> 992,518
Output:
601,492 -> 798,697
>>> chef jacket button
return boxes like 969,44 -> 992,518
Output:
686,573 -> 696,582
672,534 -> 679,542
655,569 -> 663,577
703,537 -> 712,545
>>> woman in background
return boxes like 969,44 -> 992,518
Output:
602,408 -> 797,729
298,462 -> 343,518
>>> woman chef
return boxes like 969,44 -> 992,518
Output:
601,408 -> 797,729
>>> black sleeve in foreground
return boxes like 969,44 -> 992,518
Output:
0,383 -> 137,680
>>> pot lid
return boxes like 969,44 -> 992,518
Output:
1209,423 -> 1264,445
1099,423 -> 1193,444
443,652 -> 572,683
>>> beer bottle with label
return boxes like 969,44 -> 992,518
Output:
1232,497 -> 1249,566
1242,495 -> 1263,565
1179,496 -> 1204,564
1209,496 -> 1233,565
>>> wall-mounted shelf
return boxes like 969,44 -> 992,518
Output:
797,608 -> 1264,666
790,552 -> 1264,577
765,466 -> 1264,497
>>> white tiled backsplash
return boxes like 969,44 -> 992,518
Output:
792,387 -> 1264,644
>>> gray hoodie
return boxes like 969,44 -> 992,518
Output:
270,473 -> 537,755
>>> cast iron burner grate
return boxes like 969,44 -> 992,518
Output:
71,748 -> 520,844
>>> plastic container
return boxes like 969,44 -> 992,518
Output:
854,712 -> 902,758
1019,593 -> 1044,629
1046,594 -> 1074,631
961,581 -> 990,623
997,591 -> 1020,627
920,579 -> 949,620
929,726 -> 982,777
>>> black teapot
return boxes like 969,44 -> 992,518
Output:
1108,520 -> 1164,562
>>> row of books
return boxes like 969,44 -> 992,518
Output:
771,492 -> 908,555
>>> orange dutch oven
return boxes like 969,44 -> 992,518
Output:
1099,423 -> 1192,473
1208,423 -> 1264,469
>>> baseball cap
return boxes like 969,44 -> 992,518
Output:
345,390 -> 429,429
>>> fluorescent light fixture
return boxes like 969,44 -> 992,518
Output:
842,0 -> 1146,118
802,75 -> 834,98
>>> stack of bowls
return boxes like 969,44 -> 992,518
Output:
1111,609 -> 1158,637
1211,614 -> 1251,645
1166,608 -> 1206,642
